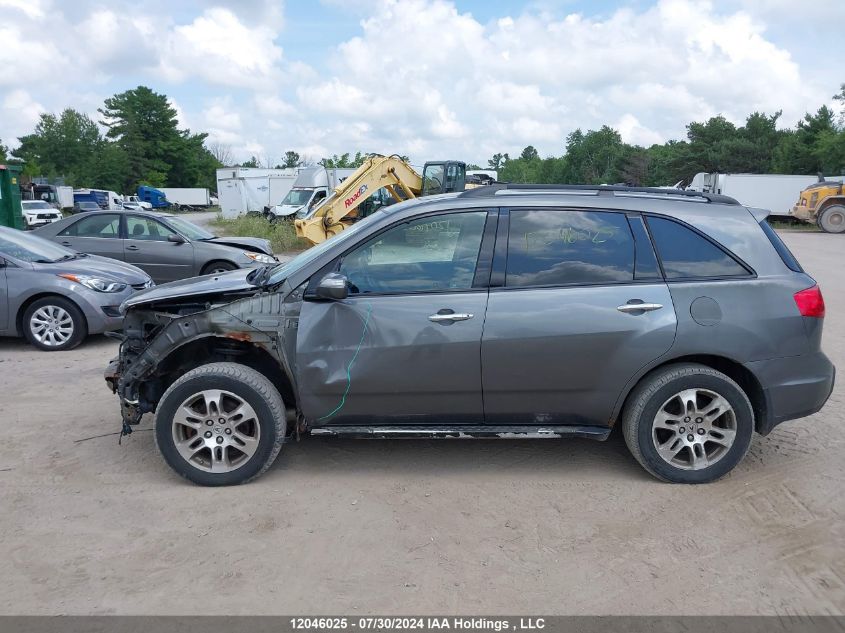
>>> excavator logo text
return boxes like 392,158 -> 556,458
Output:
345,185 -> 368,208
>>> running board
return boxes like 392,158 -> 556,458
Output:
309,425 -> 611,441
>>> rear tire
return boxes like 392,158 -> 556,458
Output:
818,205 -> 845,234
155,362 -> 286,486
22,296 -> 87,351
622,363 -> 753,483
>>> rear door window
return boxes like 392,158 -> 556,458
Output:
59,214 -> 121,238
646,216 -> 750,279
505,209 -> 635,287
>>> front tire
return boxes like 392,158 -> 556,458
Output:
155,363 -> 286,486
622,364 -> 753,483
22,296 -> 86,351
201,260 -> 237,275
818,205 -> 845,234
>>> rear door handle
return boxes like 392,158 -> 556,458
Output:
126,245 -> 139,251
429,312 -> 474,323
617,302 -> 663,314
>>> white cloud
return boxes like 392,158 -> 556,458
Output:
0,90 -> 45,142
0,0 -> 48,19
159,8 -> 286,87
0,0 -> 838,169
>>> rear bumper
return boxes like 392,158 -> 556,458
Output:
746,352 -> 835,435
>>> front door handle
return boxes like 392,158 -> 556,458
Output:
429,312 -> 474,323
60,241 -> 72,246
126,244 -> 140,251
617,302 -> 663,314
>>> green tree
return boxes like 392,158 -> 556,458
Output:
772,106 -> 839,174
13,109 -> 102,181
519,145 -> 539,161
562,126 -> 631,184
834,83 -> 845,126
100,85 -> 216,191
241,156 -> 261,168
281,150 -> 302,168
487,153 -> 509,170
0,138 -> 7,162
320,151 -> 368,168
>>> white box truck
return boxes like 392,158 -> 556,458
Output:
216,167 -> 299,218
156,188 -> 213,208
56,186 -> 74,210
686,173 -> 845,217
267,167 -> 356,220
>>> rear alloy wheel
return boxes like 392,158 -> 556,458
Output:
651,388 -> 737,470
818,205 -> 845,234
22,296 -> 86,351
155,362 -> 285,485
623,364 -> 753,483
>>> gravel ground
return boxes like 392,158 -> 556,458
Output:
0,232 -> 843,615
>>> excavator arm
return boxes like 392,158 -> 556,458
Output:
295,155 -> 423,245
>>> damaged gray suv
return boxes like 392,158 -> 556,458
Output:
106,185 -> 835,486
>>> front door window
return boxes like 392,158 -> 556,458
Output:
338,211 -> 487,294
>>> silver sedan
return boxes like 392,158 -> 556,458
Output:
0,226 -> 153,351
36,210 -> 277,284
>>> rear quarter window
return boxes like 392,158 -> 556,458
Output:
59,214 -> 121,238
646,216 -> 751,279
759,220 -> 804,273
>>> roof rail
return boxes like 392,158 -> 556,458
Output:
460,183 -> 740,205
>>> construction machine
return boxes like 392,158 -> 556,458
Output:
294,154 -> 467,245
792,176 -> 845,233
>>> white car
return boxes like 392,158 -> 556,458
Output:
21,200 -> 63,229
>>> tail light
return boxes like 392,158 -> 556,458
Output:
794,285 -> 825,318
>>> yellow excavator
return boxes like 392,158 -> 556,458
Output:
294,154 -> 467,245
792,176 -> 845,233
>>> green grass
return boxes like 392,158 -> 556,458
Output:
211,213 -> 310,253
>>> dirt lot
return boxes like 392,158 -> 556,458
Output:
1,232 -> 843,616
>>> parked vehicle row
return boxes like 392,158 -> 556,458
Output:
1,210 -> 277,351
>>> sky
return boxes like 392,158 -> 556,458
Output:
0,0 -> 843,167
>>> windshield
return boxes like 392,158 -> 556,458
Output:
0,228 -> 77,263
266,212 -> 383,285
164,216 -> 215,240
23,201 -> 53,210
280,189 -> 314,207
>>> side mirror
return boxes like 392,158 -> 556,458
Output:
167,233 -> 186,244
315,273 -> 349,300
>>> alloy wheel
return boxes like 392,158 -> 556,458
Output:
651,388 -> 737,471
171,389 -> 261,473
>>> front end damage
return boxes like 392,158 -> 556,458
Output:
105,284 -> 302,437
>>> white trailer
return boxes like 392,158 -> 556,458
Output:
686,173 -> 845,217
156,187 -> 212,208
56,186 -> 74,210
216,167 -> 299,218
